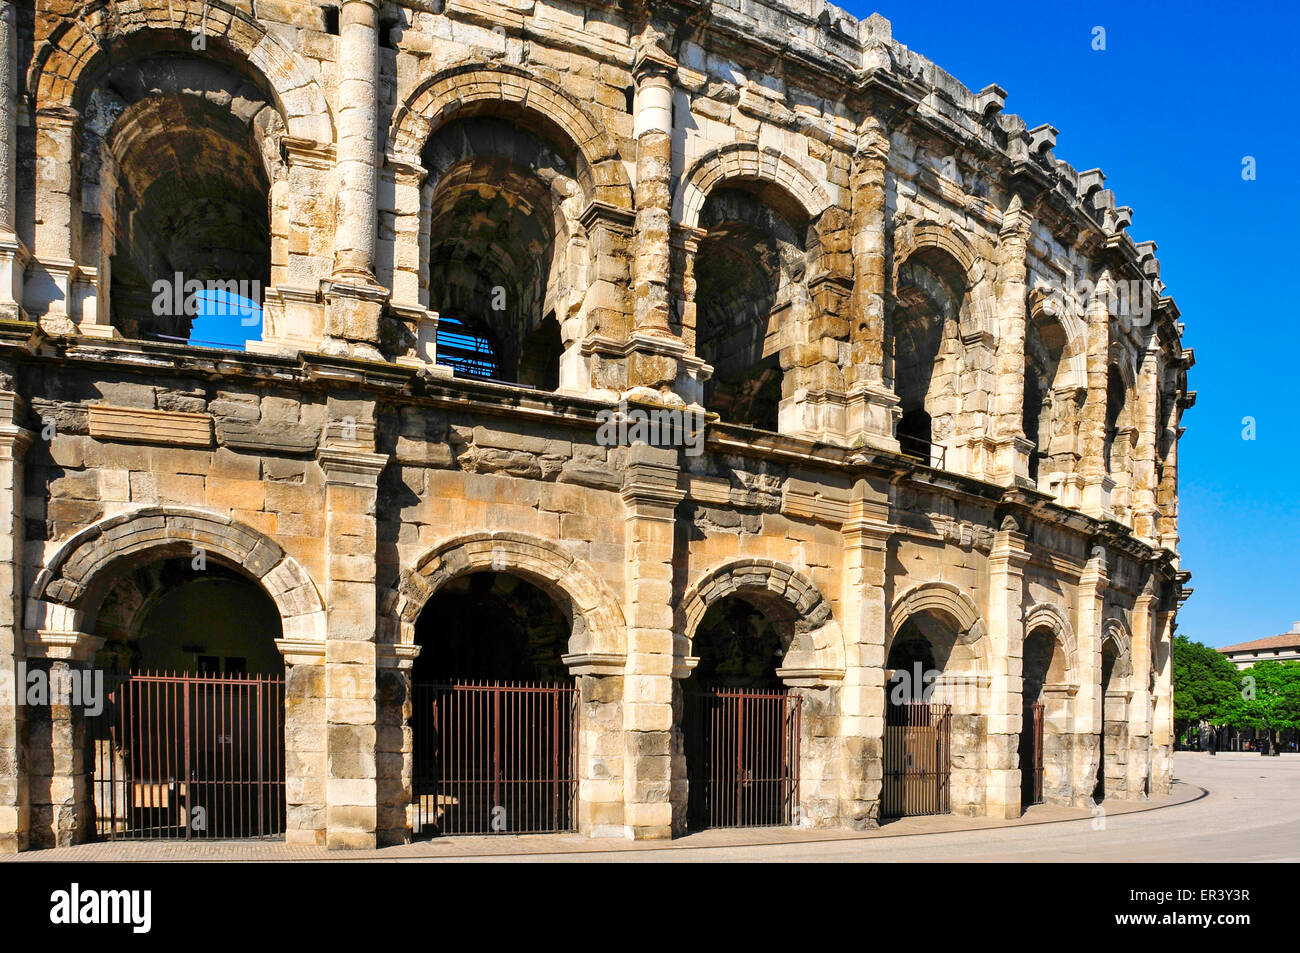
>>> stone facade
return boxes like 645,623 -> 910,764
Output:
0,0 -> 1191,850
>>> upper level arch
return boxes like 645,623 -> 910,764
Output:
675,558 -> 845,681
28,0 -> 332,142
387,531 -> 628,665
676,142 -> 832,229
387,62 -> 631,210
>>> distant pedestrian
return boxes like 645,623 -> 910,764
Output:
1207,732 -> 1217,757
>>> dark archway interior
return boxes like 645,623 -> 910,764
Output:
412,571 -> 571,683
1022,627 -> 1065,705
95,55 -> 275,342
691,595 -> 792,690
891,249 -> 968,462
1023,316 -> 1067,482
424,117 -> 574,386
695,188 -> 806,431
886,630 -> 937,703
1104,365 -> 1127,474
93,556 -> 283,675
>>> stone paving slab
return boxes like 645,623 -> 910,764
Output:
2,775 -> 1203,862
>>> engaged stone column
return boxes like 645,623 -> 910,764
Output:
840,498 -> 892,827
30,106 -> 80,332
325,0 -> 385,360
986,514 -> 1030,818
989,195 -> 1035,485
0,2 -> 26,321
1156,377 -> 1183,552
318,395 -> 387,848
845,107 -> 900,449
620,443 -> 682,839
1080,271 -> 1114,518
1074,545 -> 1107,804
0,388 -> 32,851
1131,343 -> 1161,541
624,25 -> 682,398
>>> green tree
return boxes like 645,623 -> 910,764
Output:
1172,635 -> 1239,739
1218,661 -> 1300,752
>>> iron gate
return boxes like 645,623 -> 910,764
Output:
684,688 -> 801,830
88,671 -> 286,840
1020,701 -> 1044,807
882,701 -> 951,818
412,680 -> 577,835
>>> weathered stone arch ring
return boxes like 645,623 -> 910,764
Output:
675,558 -> 845,686
26,506 -> 326,660
390,531 -> 628,675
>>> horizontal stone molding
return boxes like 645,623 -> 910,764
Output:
88,404 -> 213,448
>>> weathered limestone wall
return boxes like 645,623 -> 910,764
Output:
0,1 -> 1190,851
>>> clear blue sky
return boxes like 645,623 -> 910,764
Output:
834,0 -> 1298,648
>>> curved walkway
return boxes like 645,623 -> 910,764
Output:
4,753 -> 1291,862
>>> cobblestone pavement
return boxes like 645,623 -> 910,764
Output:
5,753 -> 1291,862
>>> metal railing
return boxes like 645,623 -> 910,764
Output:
88,670 -> 285,841
684,688 -> 801,830
882,701 -> 951,818
895,432 -> 947,470
412,680 -> 578,836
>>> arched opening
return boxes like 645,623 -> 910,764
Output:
683,593 -> 800,830
410,571 -> 577,835
1104,364 -> 1136,520
883,608 -> 984,818
1019,627 -> 1068,810
1023,315 -> 1069,485
424,115 -> 580,388
890,248 -> 970,467
85,54 -> 280,347
694,187 -> 809,431
1095,637 -> 1127,803
85,555 -> 285,841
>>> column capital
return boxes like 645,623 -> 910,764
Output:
24,630 -> 104,663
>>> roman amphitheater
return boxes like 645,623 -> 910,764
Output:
0,0 -> 1191,851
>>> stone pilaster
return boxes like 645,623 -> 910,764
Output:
376,642 -> 419,846
277,638 -> 327,846
1127,585 -> 1155,797
985,516 -> 1030,817
1074,545 -> 1107,803
989,195 -> 1034,485
22,630 -> 103,848
318,395 -> 387,848
1080,271 -> 1114,518
620,443 -> 682,839
1149,607 -> 1175,796
0,389 -> 31,851
839,495 -> 892,827
845,108 -> 900,450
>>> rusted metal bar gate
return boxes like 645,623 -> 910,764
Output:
882,701 -> 951,818
684,688 -> 801,830
412,680 -> 577,836
1021,701 -> 1044,807
88,671 -> 286,840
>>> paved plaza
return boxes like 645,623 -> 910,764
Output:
3,752 -> 1291,863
